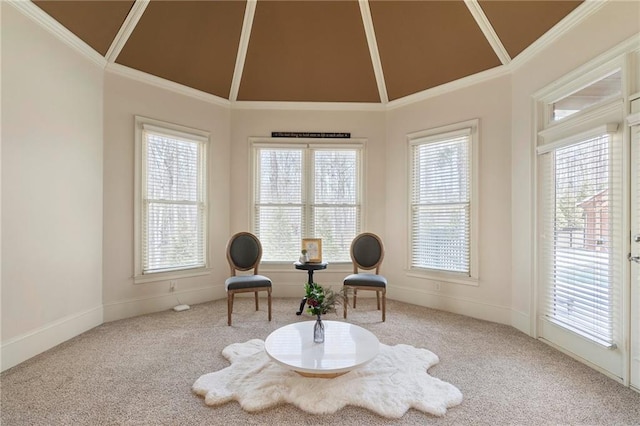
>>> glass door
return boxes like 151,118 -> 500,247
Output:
537,126 -> 625,379
629,98 -> 640,390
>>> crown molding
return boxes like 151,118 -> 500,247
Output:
359,0 -> 388,104
229,0 -> 256,102
386,65 -> 510,110
105,0 -> 149,63
510,0 -> 608,71
8,0 -> 106,68
105,63 -> 231,108
231,100 -> 385,112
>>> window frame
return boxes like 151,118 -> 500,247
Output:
134,116 -> 210,284
538,56 -> 625,128
250,137 -> 365,265
407,119 -> 479,285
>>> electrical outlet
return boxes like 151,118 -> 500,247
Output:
169,281 -> 177,292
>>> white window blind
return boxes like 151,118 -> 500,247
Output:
142,130 -> 207,274
312,150 -> 360,261
254,143 -> 361,262
255,148 -> 304,261
539,133 -> 621,347
410,131 -> 471,274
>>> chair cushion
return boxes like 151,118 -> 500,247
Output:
344,273 -> 387,288
225,275 -> 272,291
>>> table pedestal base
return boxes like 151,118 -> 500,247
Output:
293,261 -> 328,315
295,370 -> 347,379
296,297 -> 307,315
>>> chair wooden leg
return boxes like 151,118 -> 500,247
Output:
353,289 -> 358,308
376,291 -> 381,310
343,290 -> 348,319
254,291 -> 259,311
267,289 -> 272,321
227,292 -> 233,326
381,291 -> 386,322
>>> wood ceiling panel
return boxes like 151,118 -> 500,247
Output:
33,0 -> 134,55
116,0 -> 246,99
479,0 -> 583,58
238,0 -> 379,103
370,0 -> 501,101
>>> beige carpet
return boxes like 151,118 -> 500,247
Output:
1,298 -> 639,425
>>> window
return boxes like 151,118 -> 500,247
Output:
551,69 -> 621,122
134,117 -> 209,281
252,140 -> 362,263
409,120 -> 478,279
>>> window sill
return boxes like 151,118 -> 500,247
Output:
134,267 -> 212,284
406,269 -> 479,286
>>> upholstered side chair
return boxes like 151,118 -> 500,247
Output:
343,232 -> 387,322
225,232 -> 272,326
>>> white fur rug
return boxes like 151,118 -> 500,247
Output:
193,339 -> 462,418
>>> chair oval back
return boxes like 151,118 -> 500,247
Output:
227,232 -> 262,272
351,232 -> 384,271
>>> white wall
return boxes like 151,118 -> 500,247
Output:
102,73 -> 231,322
229,108 -> 387,295
510,0 -> 640,335
1,4 -> 104,370
385,76 -> 514,325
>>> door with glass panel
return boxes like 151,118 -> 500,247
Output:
538,127 -> 624,379
537,68 -> 625,380
628,97 -> 640,390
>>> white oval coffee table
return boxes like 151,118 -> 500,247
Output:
264,320 -> 379,378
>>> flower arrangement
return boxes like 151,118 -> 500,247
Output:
305,282 -> 347,317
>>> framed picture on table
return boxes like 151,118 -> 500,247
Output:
302,238 -> 322,263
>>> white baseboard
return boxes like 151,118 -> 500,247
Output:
1,305 -> 103,372
102,281 -> 317,323
103,285 -> 223,322
389,285 -> 513,325
511,309 -> 532,336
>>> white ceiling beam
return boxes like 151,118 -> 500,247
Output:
358,0 -> 388,104
464,0 -> 511,66
105,0 -> 150,63
229,0 -> 257,102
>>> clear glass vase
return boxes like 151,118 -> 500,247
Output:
314,314 -> 324,343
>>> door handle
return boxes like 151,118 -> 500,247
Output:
628,253 -> 640,263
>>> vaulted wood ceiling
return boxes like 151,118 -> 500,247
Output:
32,0 -> 583,104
